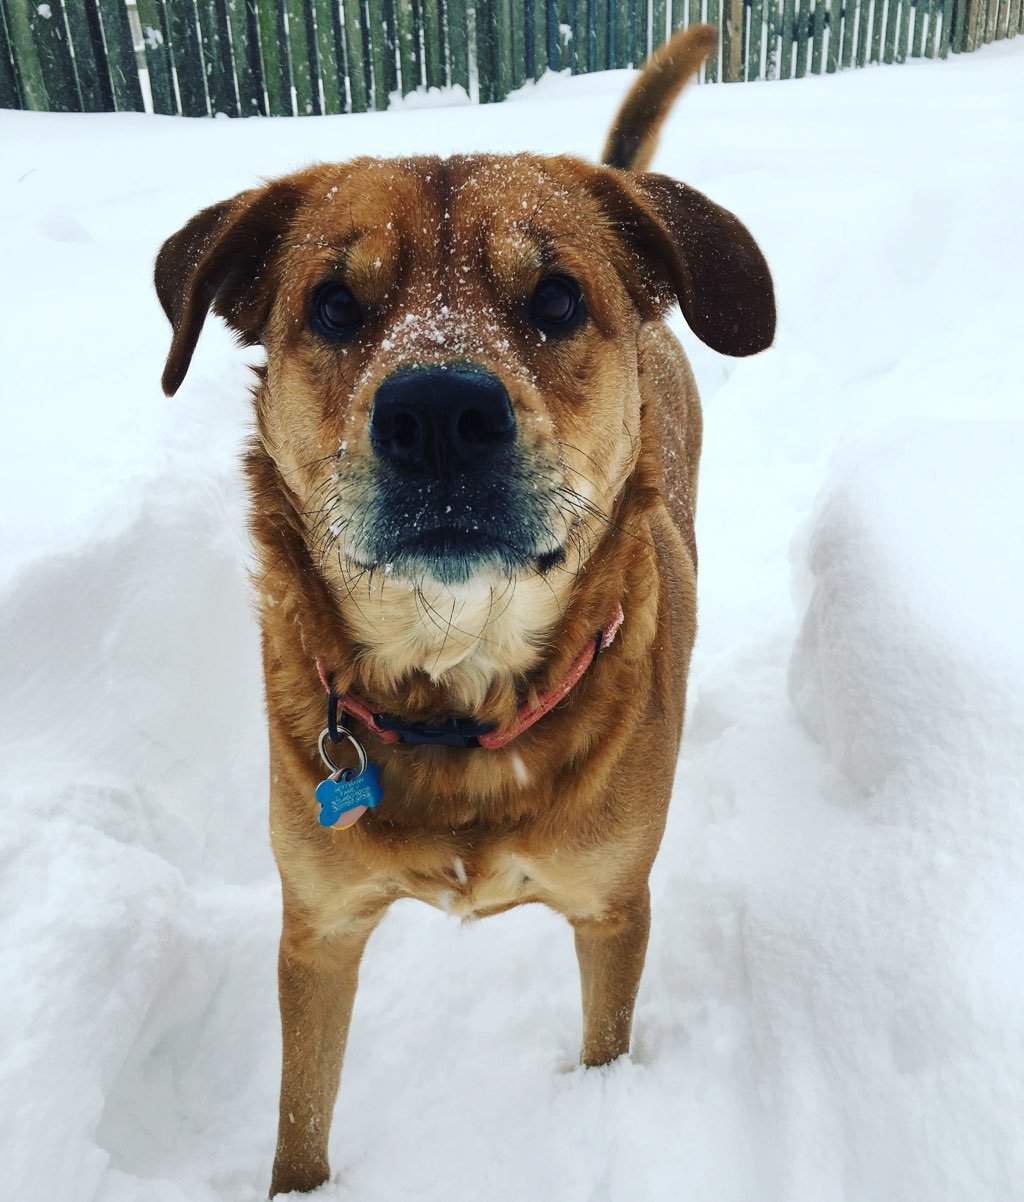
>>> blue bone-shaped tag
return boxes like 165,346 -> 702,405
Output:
314,762 -> 383,827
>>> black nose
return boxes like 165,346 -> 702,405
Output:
370,365 -> 516,475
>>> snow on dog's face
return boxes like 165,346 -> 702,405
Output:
155,154 -> 773,697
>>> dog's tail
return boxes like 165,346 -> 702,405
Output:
602,24 -> 718,173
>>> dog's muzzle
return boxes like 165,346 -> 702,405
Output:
362,363 -> 554,583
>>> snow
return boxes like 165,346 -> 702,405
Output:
2,40 -> 1023,1202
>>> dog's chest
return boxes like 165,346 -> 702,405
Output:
388,840 -> 616,922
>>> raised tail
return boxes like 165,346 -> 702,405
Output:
602,25 -> 718,173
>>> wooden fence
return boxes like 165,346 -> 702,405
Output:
0,0 -> 1019,117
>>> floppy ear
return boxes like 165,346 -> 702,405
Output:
595,170 -> 776,357
154,181 -> 302,396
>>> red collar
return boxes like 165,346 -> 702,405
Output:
316,605 -> 624,751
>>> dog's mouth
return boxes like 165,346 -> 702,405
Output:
346,460 -> 564,586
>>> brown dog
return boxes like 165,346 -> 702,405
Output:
154,24 -> 773,1197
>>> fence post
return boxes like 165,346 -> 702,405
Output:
135,0 -> 176,113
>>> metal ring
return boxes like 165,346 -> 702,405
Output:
318,727 -> 367,780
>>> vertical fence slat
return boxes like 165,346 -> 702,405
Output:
631,0 -> 646,61
5,0 -> 81,110
794,0 -> 810,71
366,0 -> 389,107
394,0 -> 417,94
195,0 -> 239,114
1007,0 -> 1020,36
282,0 -> 317,113
765,0 -> 779,77
927,0 -> 943,47
63,0 -> 113,111
164,0 -> 210,114
811,0 -> 826,68
594,0 -> 609,68
311,0 -> 344,111
381,0 -> 398,94
531,0 -> 549,75
510,0 -> 527,81
918,0 -> 932,52
476,0 -> 499,100
723,0 -> 742,77
342,0 -> 368,108
749,0 -> 765,77
135,0 -> 176,112
869,0 -> 884,57
652,0 -> 668,49
421,0 -> 444,87
779,0 -> 795,74
448,0 -> 470,88
937,0 -> 954,48
898,0 -> 913,54
256,0 -> 290,113
226,0 -> 266,115
839,0 -> 855,62
854,0 -> 870,63
706,0 -> 720,75
0,0 -> 22,107
826,0 -> 841,69
883,0 -> 899,56
984,0 -> 998,38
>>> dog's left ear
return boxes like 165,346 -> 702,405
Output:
155,181 -> 302,396
594,170 -> 776,357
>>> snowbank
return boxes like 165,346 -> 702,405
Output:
1,40 -> 1022,1202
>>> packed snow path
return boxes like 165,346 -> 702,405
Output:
1,41 -> 1022,1202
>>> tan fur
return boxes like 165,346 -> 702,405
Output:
154,26 -> 773,1198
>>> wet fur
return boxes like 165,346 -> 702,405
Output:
154,25 -> 773,1197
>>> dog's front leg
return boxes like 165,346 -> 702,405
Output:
270,906 -> 383,1197
572,887 -> 651,1067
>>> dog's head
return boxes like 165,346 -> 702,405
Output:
156,155 -> 772,685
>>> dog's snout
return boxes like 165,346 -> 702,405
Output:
371,365 -> 515,475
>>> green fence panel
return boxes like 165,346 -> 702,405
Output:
164,0 -> 209,114
380,0 -> 398,94
256,0 -> 290,113
0,2 -> 22,107
853,0 -> 870,62
311,0 -> 344,111
705,0 -> 719,75
342,0 -> 368,108
911,0 -> 926,52
421,0 -> 444,88
798,0 -> 812,71
135,0 -> 176,113
4,0 -> 80,110
652,0 -> 668,49
526,0 -> 547,76
196,0 -> 239,114
897,0 -> 912,54
870,0 -> 884,57
63,0 -> 113,112
769,0 -> 783,78
281,0 -> 316,112
393,0 -> 417,93
748,0 -> 764,77
1008,0 -> 1020,35
722,0 -> 739,76
825,0 -> 840,69
879,0 -> 894,56
448,0 -> 470,87
937,0 -> 954,48
365,0 -> 389,107
631,0 -> 646,63
927,0 -> 942,48
778,0 -> 794,73
810,0 -> 825,68
225,0 -> 265,114
510,0 -> 527,82
476,0 -> 499,99
596,0 -> 611,68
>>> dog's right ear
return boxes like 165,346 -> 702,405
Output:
154,181 -> 302,396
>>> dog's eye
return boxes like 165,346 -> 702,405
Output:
528,275 -> 585,334
311,282 -> 363,339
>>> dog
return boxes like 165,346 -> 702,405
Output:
154,24 -> 774,1196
